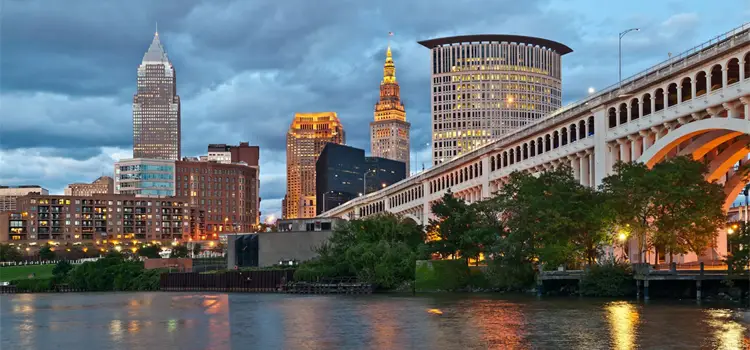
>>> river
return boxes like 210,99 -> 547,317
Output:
1,292 -> 749,349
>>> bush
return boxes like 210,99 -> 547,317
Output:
138,246 -> 161,259
39,246 -> 56,260
483,260 -> 536,291
12,278 -> 54,292
52,261 -> 73,277
579,261 -> 634,297
415,260 -> 470,292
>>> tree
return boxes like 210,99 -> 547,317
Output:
192,243 -> 202,256
425,191 -> 477,261
170,245 -> 189,258
294,213 -> 426,289
490,165 -> 612,268
0,244 -> 22,262
601,157 -> 725,262
726,222 -> 750,274
39,246 -> 56,260
52,260 -> 73,277
137,245 -> 161,259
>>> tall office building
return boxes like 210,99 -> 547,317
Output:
370,42 -> 410,174
418,35 -> 572,165
114,158 -> 176,197
285,112 -> 345,219
133,30 -> 181,160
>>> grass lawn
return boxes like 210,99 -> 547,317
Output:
0,264 -> 56,282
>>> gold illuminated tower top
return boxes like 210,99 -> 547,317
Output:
371,33 -> 410,174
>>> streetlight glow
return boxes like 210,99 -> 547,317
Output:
618,232 -> 627,242
728,227 -> 735,235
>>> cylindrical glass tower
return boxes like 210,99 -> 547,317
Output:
418,35 -> 572,165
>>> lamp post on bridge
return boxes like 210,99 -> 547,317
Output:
619,28 -> 640,88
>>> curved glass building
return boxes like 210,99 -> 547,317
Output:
418,35 -> 572,165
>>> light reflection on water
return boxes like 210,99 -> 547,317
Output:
1,292 -> 750,350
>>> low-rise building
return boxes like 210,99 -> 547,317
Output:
0,185 -> 48,212
0,194 -> 205,244
226,217 -> 343,268
65,176 -> 114,196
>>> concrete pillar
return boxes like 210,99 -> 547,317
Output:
644,279 -> 650,300
706,72 -> 712,93
722,67 -> 728,88
742,97 -> 750,120
638,97 -> 644,119
677,86 -> 682,104
651,93 -> 656,114
593,108 -> 608,187
640,130 -> 653,152
618,139 -> 631,163
589,152 -> 595,187
579,153 -> 590,187
630,135 -> 643,161
569,155 -> 580,181
692,77 -> 697,99
741,58 -> 746,82
663,89 -> 669,109
481,156 -> 491,199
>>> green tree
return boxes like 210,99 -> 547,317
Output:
39,246 -> 56,260
726,222 -> 750,274
0,244 -> 22,262
52,260 -> 73,277
137,245 -> 161,259
601,157 -> 725,262
192,243 -> 202,256
426,191 -> 476,261
294,213 -> 425,289
170,245 -> 189,258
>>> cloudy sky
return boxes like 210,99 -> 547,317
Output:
1,0 -> 748,220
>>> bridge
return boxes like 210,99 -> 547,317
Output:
320,23 -> 750,263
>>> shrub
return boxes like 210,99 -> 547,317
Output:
415,260 -> 470,292
483,260 -> 536,291
52,260 -> 73,278
579,261 -> 634,297
12,278 -> 54,292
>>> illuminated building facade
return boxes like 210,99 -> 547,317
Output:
0,186 -> 48,212
133,30 -> 181,160
175,158 -> 260,238
370,44 -> 411,174
418,35 -> 572,165
1,194 -> 203,243
114,158 -> 175,196
65,176 -> 114,196
285,112 -> 345,219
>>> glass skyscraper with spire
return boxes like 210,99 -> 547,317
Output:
132,30 -> 181,160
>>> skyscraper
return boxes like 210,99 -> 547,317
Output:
370,42 -> 410,174
418,35 -> 572,165
285,112 -> 345,219
133,30 -> 181,160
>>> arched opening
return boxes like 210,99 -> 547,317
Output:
459,170 -> 464,182
695,71 -> 707,96
642,93 -> 652,116
545,134 -> 551,152
630,98 -> 640,120
619,103 -> 628,124
515,146 -> 521,162
523,144 -> 529,160
561,127 -> 568,146
608,107 -> 617,128
553,131 -> 560,149
490,157 -> 496,171
578,120 -> 586,139
530,140 -> 536,157
667,83 -> 678,107
654,88 -> 664,112
588,116 -> 594,136
710,64 -> 722,91
537,137 -> 543,154
744,52 -> 750,79
570,124 -> 578,142
680,77 -> 692,102
509,149 -> 515,165
503,152 -> 508,167
475,163 -> 480,177
727,58 -> 740,85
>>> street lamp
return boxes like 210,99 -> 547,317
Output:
619,28 -> 640,87
363,169 -> 376,195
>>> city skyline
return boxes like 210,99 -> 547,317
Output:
2,0 -> 749,222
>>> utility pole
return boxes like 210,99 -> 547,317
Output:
619,28 -> 640,87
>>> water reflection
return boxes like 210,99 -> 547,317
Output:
605,301 -> 640,350
2,293 -> 750,350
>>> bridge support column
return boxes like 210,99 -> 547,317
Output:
740,97 -> 749,120
643,279 -> 650,301
569,155 -> 580,182
593,108 -> 608,187
579,152 -> 590,187
617,139 -> 631,163
629,135 -> 643,161
639,130 -> 653,156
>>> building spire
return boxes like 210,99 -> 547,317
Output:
155,21 -> 158,35
142,27 -> 170,64
382,32 -> 396,84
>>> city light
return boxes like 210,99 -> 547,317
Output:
728,227 -> 735,235
618,232 -> 627,242
114,246 -> 122,252
588,87 -> 595,94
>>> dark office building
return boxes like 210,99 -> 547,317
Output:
316,144 -> 406,215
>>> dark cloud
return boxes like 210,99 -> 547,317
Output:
1,0 -> 746,219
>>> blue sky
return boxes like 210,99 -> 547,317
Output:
1,0 -> 748,220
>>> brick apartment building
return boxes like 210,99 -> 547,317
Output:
0,194 -> 204,244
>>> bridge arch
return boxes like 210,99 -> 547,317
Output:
401,213 -> 422,226
637,118 -> 750,168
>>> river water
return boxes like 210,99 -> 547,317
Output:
1,292 -> 749,350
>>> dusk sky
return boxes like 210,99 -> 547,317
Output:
1,0 -> 748,221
